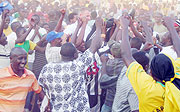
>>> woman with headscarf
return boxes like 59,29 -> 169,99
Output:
120,16 -> 180,112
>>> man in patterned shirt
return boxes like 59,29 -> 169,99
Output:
38,18 -> 103,112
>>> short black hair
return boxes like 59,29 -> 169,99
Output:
68,12 -> 78,22
60,42 -> 77,58
16,27 -> 26,37
130,37 -> 142,50
11,22 -> 21,32
133,51 -> 149,70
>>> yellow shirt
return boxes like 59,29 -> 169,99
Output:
3,26 -> 13,37
126,57 -> 180,112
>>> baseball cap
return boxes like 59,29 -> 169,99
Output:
46,31 -> 64,42
0,1 -> 13,14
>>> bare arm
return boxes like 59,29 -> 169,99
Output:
110,20 -> 120,40
89,17 -> 103,53
100,54 -> 109,75
163,17 -> 180,57
15,26 -> 34,44
71,18 -> 82,44
120,17 -> 135,67
129,18 -> 145,43
0,10 -> 9,39
75,19 -> 87,47
55,9 -> 66,32
141,21 -> 153,44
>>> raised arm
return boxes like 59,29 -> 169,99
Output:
71,18 -> 82,44
55,9 -> 66,32
163,17 -> 180,57
75,17 -> 87,47
129,18 -> 145,43
0,10 -> 9,39
141,21 -> 153,44
120,17 -> 135,67
110,20 -> 120,41
89,17 -> 103,53
15,18 -> 38,44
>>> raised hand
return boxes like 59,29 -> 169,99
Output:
162,16 -> 174,30
95,17 -> 103,29
101,21 -> 107,34
60,8 -> 66,16
120,16 -> 130,29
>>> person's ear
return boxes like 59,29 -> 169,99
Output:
73,52 -> 78,59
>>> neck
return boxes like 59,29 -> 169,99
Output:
61,56 -> 74,62
11,65 -> 24,77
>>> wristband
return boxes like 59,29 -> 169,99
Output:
101,34 -> 106,38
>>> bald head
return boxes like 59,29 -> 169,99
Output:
10,47 -> 27,58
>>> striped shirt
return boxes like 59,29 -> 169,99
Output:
0,66 -> 42,112
112,66 -> 139,112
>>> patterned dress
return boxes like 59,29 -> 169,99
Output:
38,49 -> 94,112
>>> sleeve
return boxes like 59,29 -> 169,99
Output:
128,89 -> 139,111
76,49 -> 94,71
31,75 -> 42,94
175,58 -> 180,74
29,40 -> 37,50
126,62 -> 154,96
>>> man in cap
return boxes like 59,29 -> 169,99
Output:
45,31 -> 64,63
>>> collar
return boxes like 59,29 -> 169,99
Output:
8,65 -> 28,78
157,81 -> 165,87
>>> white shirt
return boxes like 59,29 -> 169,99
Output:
26,28 -> 47,63
45,43 -> 61,63
0,39 -> 15,69
38,49 -> 94,112
64,21 -> 91,41
160,46 -> 177,60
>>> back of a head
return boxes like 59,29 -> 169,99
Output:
91,11 -> 97,20
150,54 -> 174,81
130,37 -> 142,50
60,43 -> 77,58
110,41 -> 122,58
133,51 -> 150,71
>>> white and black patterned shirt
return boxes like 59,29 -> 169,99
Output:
38,49 -> 94,112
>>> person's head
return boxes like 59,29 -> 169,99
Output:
130,37 -> 142,50
108,40 -> 122,58
4,16 -> 10,29
31,14 -> 40,25
0,33 -> 7,46
42,23 -> 50,33
19,9 -> 28,19
11,22 -> 22,32
91,11 -> 97,20
46,31 -> 64,47
48,10 -> 56,21
154,12 -> 163,24
79,8 -> 91,21
16,27 -> 27,39
10,47 -> 27,71
133,51 -> 150,72
60,42 -> 78,61
150,54 -> 175,82
68,12 -> 78,24
160,32 -> 173,46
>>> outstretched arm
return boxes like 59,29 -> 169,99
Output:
55,9 -> 66,32
120,17 -> 135,67
71,18 -> 82,45
89,17 -> 103,53
163,17 -> 180,57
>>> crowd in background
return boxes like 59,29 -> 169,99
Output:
0,0 -> 180,112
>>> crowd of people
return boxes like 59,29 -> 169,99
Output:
0,0 -> 180,112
